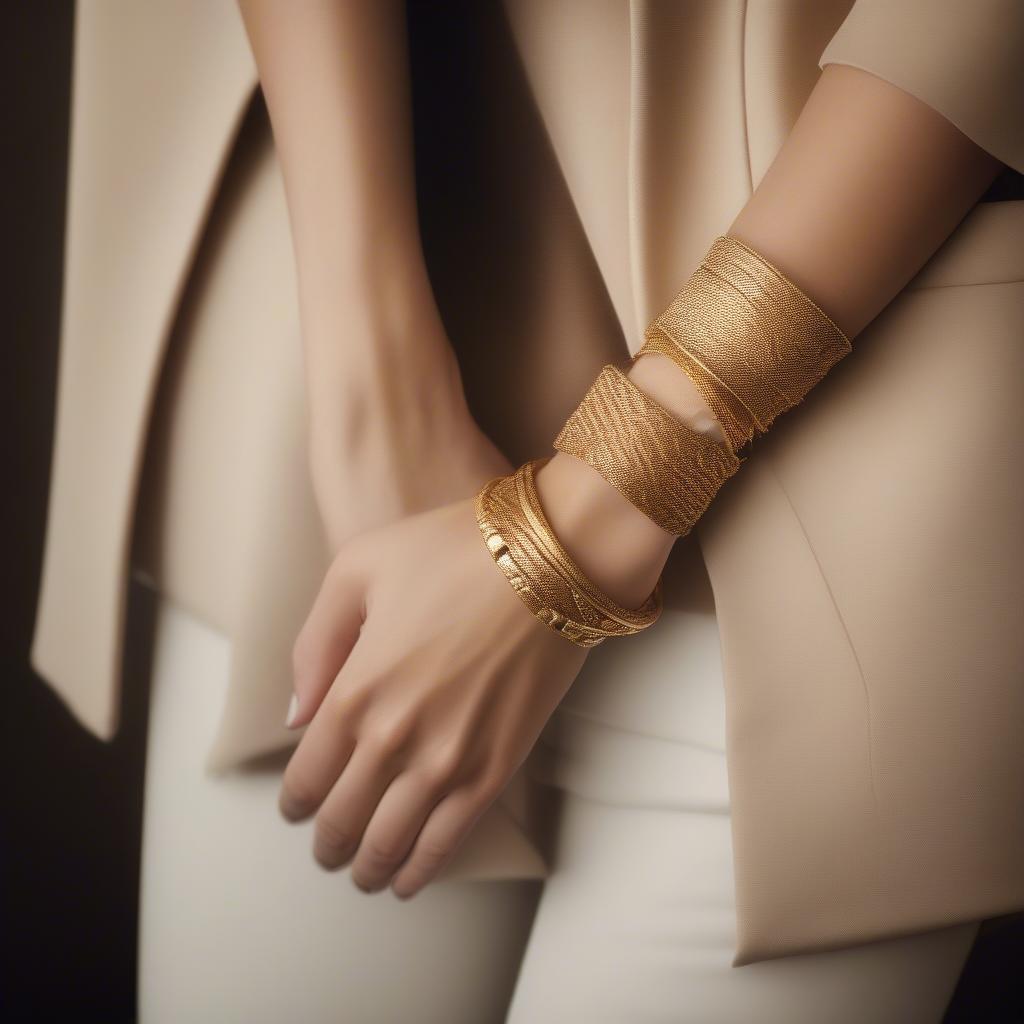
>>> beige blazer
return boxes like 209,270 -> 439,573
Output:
32,0 -> 1024,964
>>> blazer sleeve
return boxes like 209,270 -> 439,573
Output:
818,0 -> 1024,173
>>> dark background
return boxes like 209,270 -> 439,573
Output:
3,2 -> 1022,1020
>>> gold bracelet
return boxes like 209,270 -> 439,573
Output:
635,234 -> 852,453
553,363 -> 742,536
475,239 -> 848,643
636,328 -> 752,455
474,457 -> 662,648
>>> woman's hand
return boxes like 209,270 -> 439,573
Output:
280,493 -> 590,899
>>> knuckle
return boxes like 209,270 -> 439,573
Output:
475,768 -> 508,804
363,834 -> 405,867
325,688 -> 366,731
419,831 -> 452,864
422,739 -> 468,789
314,814 -> 356,857
365,713 -> 416,761
415,835 -> 452,869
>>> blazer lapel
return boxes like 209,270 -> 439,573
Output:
31,0 -> 258,737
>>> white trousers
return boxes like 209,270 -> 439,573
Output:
136,546 -> 977,1024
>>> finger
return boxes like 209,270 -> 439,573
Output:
349,769 -> 445,893
278,696 -> 357,822
312,740 -> 400,876
389,779 -> 500,900
289,553 -> 367,730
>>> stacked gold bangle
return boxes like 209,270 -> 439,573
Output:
552,363 -> 742,536
475,458 -> 662,647
636,235 -> 851,455
474,235 -> 851,647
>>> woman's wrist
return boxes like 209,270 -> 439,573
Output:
303,253 -> 469,430
532,451 -> 674,609
299,228 -> 446,361
301,268 -> 509,549
306,313 -> 485,491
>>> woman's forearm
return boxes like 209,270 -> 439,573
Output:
237,0 -> 464,428
238,1 -> 515,551
537,63 -> 1004,607
637,61 -> 1004,413
728,64 -> 1004,339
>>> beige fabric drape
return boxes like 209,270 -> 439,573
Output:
32,0 -> 1024,963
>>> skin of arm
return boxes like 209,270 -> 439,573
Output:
237,0 -> 512,553
534,62 -> 1004,608
279,64 -> 1004,900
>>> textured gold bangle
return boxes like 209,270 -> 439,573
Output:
513,458 -> 661,631
635,234 -> 852,454
474,457 -> 662,648
553,363 -> 742,536
636,328 -> 752,455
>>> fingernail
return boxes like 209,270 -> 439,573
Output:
285,693 -> 299,728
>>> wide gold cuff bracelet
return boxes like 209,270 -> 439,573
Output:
474,457 -> 662,648
553,363 -> 742,536
636,234 -> 852,454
